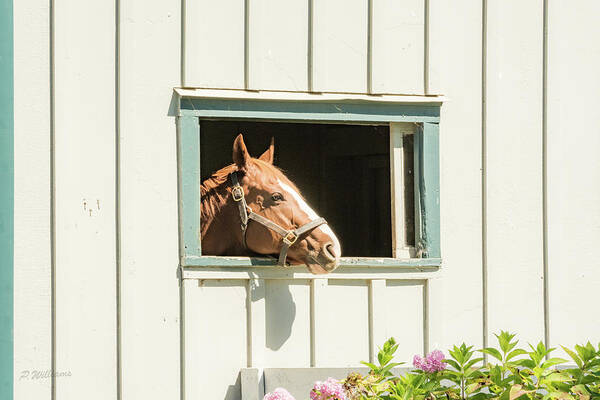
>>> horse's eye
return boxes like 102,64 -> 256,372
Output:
271,192 -> 284,202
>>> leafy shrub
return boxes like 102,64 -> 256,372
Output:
341,332 -> 600,400
263,332 -> 600,400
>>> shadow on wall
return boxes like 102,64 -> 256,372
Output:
255,279 -> 297,351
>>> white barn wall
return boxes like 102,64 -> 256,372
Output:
247,0 -> 309,91
312,0 -> 368,93
52,0 -> 118,399
13,0 -> 52,398
428,0 -> 484,350
119,0 -> 182,399
546,0 -> 600,352
11,0 -> 600,399
371,0 -> 425,94
184,0 -> 246,89
485,0 -> 545,345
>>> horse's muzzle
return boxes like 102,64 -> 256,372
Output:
316,241 -> 340,272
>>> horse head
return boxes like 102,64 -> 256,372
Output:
201,134 -> 341,274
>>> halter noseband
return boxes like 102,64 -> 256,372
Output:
230,172 -> 327,266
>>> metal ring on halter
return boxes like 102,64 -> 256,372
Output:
229,172 -> 327,266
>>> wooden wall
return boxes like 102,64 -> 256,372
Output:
12,1 -> 600,399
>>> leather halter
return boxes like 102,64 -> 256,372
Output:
230,172 -> 327,266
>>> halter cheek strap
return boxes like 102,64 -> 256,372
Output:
230,172 -> 327,266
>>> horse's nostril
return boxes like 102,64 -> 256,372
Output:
323,242 -> 337,261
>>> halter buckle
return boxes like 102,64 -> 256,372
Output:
232,186 -> 244,202
283,231 -> 298,246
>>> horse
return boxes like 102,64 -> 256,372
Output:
200,134 -> 341,274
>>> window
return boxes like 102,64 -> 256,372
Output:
176,89 -> 441,270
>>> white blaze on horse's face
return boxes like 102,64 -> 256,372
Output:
277,179 -> 342,265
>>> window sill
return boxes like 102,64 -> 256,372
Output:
180,256 -> 441,280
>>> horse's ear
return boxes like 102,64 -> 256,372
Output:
258,137 -> 275,164
233,133 -> 251,170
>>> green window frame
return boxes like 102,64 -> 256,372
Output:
175,89 -> 442,271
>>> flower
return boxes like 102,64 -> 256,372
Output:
310,377 -> 347,400
413,350 -> 447,373
263,387 -> 295,400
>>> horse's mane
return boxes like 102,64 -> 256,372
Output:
200,158 -> 300,225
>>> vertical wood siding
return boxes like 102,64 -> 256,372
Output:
11,0 -> 600,399
371,0 -> 425,94
546,0 -> 600,353
428,0 -> 484,350
247,0 -> 309,91
183,0 -> 430,94
264,280 -> 311,367
119,1 -> 182,399
485,0 -> 545,345
184,0 -> 245,89
184,276 -> 427,397
184,280 -> 248,400
312,0 -> 369,92
13,0 -> 52,398
53,0 -> 117,399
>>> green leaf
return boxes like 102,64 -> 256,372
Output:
466,382 -> 484,395
542,358 -> 568,370
380,362 -> 403,375
515,359 -> 536,369
562,346 -> 584,369
509,384 -> 534,400
444,359 -> 462,371
361,361 -> 379,371
482,348 -> 503,361
507,349 -> 529,361
465,357 -> 485,370
573,384 -> 592,400
542,372 -> 573,384
496,331 -> 518,354
542,391 -> 575,400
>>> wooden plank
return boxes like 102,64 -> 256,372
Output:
390,123 -> 417,258
312,0 -> 368,92
183,266 -> 440,281
119,1 -> 182,399
175,87 -> 445,103
384,280 -> 425,362
0,0 -> 13,396
368,280 -> 387,363
428,0 -> 484,349
264,280 -> 311,367
485,0 -> 544,345
415,123 -> 440,258
317,280 -> 370,366
184,0 -> 245,88
241,368 -> 265,400
247,0 -> 309,91
247,278 -> 266,367
546,0 -> 600,352
371,0 -> 425,94
177,116 -> 201,260
53,0 -> 117,397
310,279 -> 327,367
179,97 -> 440,123
184,279 -> 248,400
13,0 -> 52,398
183,255 -> 441,268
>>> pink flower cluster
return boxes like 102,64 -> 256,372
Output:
310,377 -> 347,400
263,387 -> 296,400
413,350 -> 447,373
